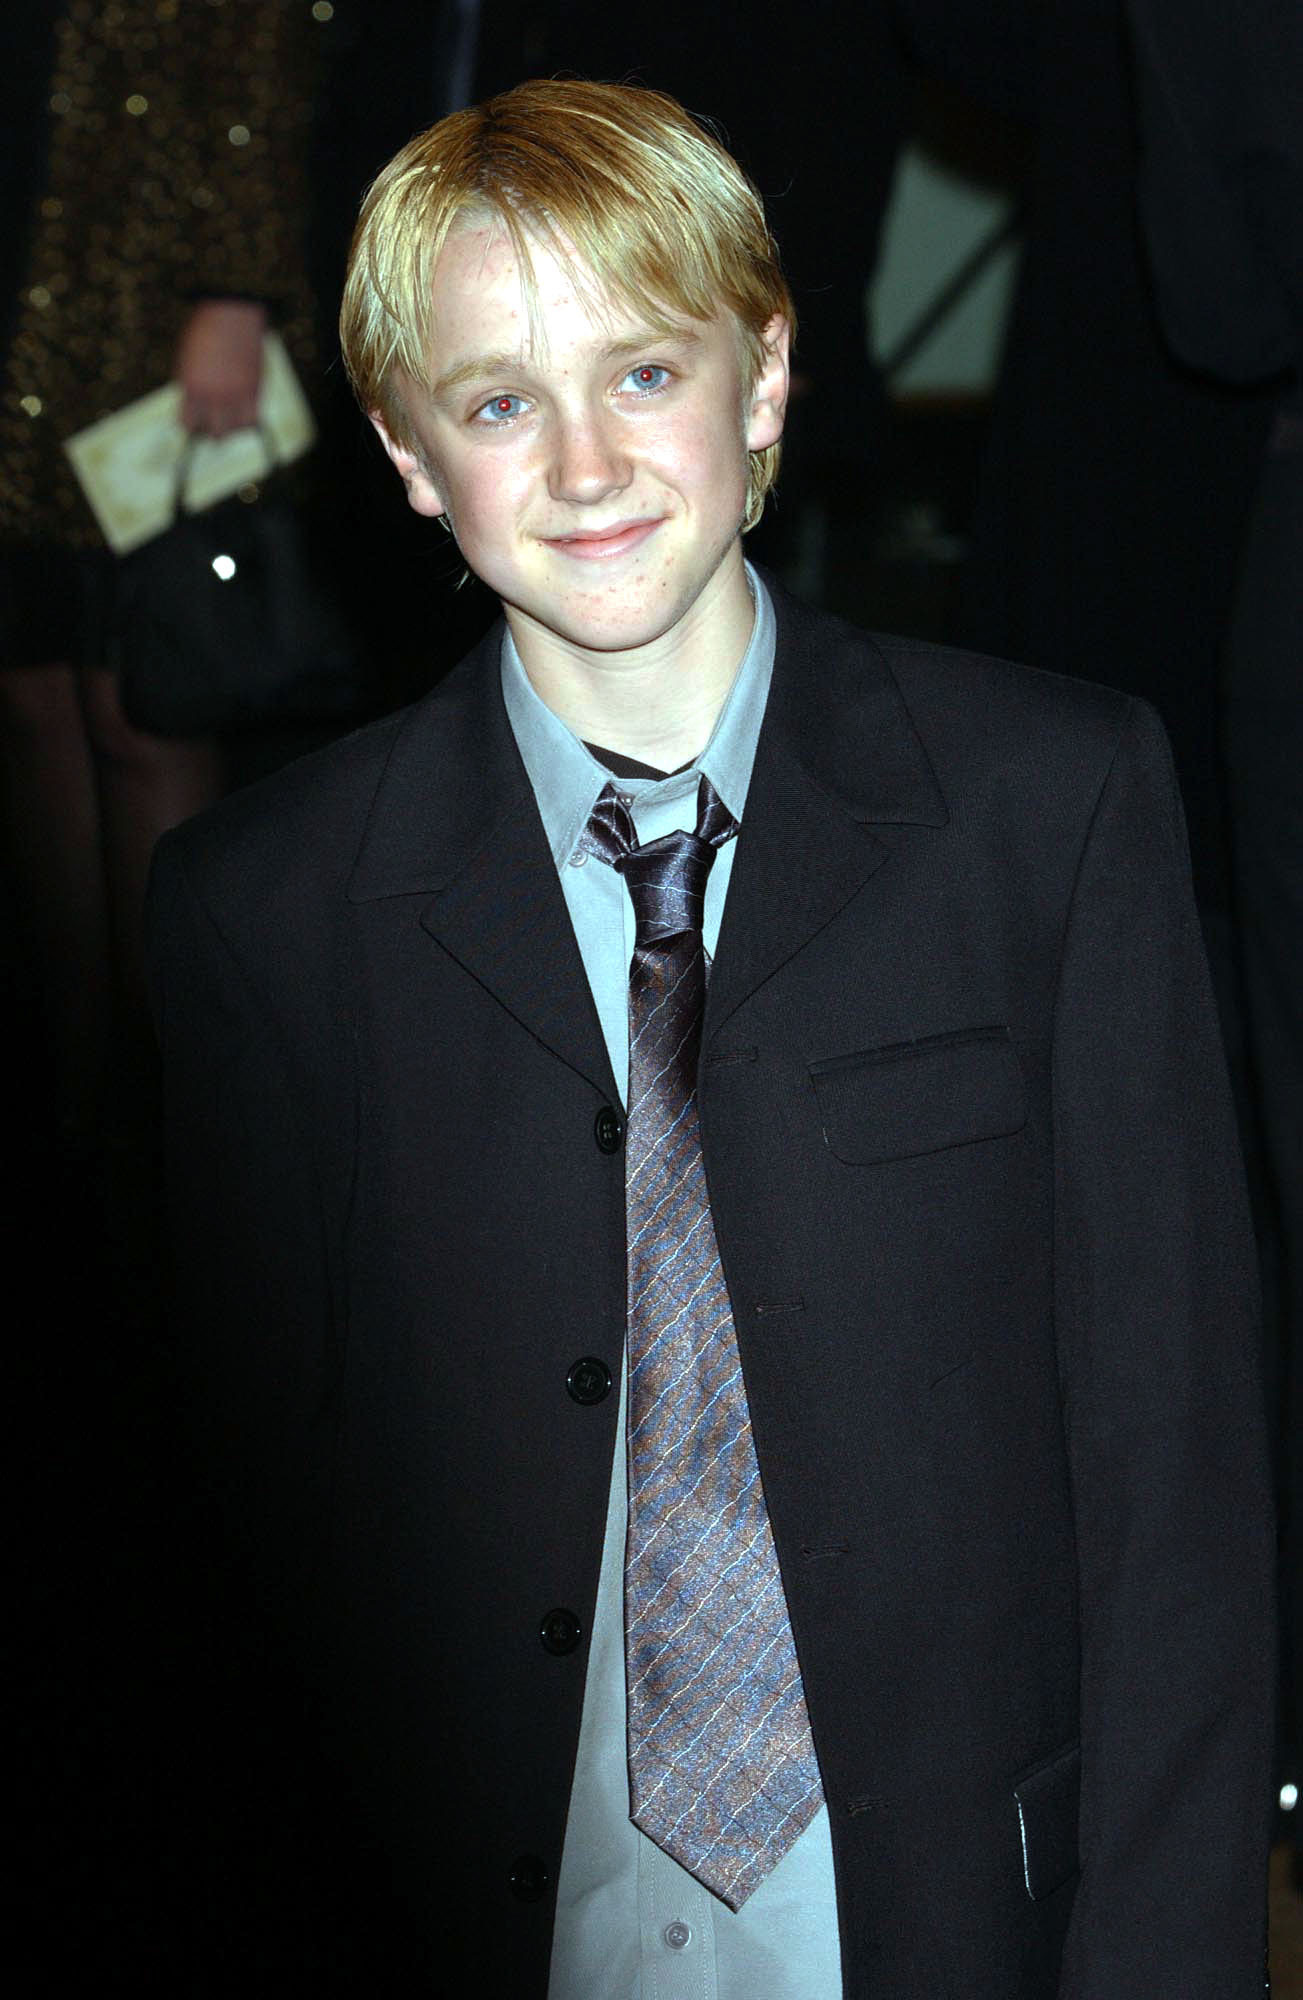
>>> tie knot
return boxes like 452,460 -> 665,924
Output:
580,775 -> 738,951
620,831 -> 713,949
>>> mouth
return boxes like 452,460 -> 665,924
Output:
542,518 -> 664,561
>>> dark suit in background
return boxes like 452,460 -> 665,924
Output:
950,0 -> 1276,926
1127,0 -> 1303,1826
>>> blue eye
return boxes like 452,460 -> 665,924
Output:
475,393 -> 526,424
621,364 -> 670,395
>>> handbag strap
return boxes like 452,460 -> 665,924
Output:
169,420 -> 284,523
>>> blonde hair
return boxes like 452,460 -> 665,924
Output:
340,79 -> 795,530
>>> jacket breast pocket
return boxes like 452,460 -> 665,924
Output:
809,1026 -> 1027,1166
1013,1741 -> 1080,1901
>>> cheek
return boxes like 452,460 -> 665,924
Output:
440,453 -> 523,538
691,412 -> 751,518
655,404 -> 748,495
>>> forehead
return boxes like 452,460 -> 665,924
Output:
425,215 -> 724,377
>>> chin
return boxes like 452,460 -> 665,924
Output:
499,581 -> 689,656
554,602 -> 690,654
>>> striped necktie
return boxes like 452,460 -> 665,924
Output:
581,775 -> 823,1910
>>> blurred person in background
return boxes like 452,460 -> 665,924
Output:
0,0 -> 322,1186
2,4 -> 326,1980
1127,0 -> 1303,1867
948,0 -> 1276,987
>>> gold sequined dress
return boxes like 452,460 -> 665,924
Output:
0,0 -> 322,582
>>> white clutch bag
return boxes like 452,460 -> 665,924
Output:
62,332 -> 315,554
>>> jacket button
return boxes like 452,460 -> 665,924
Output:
566,1356 -> 612,1405
539,1607 -> 582,1656
509,1853 -> 551,1902
593,1105 -> 624,1153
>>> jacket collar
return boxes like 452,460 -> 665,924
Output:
758,577 -> 947,828
343,582 -> 949,1078
701,579 -> 949,1039
346,621 -> 620,1099
346,578 -> 947,905
346,621 -> 527,904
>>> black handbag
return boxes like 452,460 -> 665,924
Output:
112,438 -> 361,737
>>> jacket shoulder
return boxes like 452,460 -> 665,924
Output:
870,629 -> 1136,755
865,628 -> 1168,823
769,579 -> 1145,781
157,695 -> 432,920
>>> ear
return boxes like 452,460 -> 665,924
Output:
369,412 -> 447,519
745,314 -> 791,453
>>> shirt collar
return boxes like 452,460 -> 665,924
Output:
501,565 -> 776,869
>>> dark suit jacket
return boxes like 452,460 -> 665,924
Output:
147,585 -> 1273,1996
1127,0 -> 1303,390
952,0 -> 1277,917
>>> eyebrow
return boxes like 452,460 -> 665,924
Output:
429,327 -> 705,404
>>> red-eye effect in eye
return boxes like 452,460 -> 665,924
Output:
638,367 -> 655,383
496,397 -> 513,412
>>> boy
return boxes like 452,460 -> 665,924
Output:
149,81 -> 1273,1996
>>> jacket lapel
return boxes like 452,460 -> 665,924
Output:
706,586 -> 949,1041
347,624 -> 618,1102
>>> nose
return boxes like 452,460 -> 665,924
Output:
547,405 -> 631,507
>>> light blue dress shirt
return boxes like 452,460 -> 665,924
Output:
501,572 -> 844,2000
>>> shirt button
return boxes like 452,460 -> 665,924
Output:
664,1919 -> 691,1950
593,1105 -> 624,1153
566,1356 -> 612,1405
568,849 -> 587,867
539,1606 -> 582,1655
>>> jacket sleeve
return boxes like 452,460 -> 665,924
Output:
145,827 -> 359,1974
1050,699 -> 1275,1996
145,829 -> 339,1610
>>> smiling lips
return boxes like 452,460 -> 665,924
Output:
543,518 -> 664,560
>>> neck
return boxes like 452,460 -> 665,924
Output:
506,550 -> 754,770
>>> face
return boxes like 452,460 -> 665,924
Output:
373,219 -> 788,663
